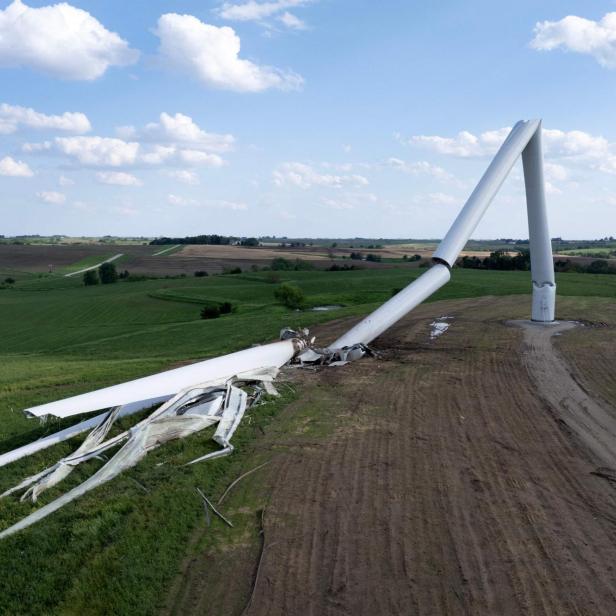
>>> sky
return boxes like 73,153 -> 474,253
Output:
1,0 -> 616,239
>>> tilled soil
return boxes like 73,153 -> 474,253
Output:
166,296 -> 616,616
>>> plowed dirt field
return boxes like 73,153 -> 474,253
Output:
165,295 -> 616,616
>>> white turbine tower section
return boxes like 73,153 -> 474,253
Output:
331,119 -> 555,349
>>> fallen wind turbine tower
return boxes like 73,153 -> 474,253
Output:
0,119 -> 556,539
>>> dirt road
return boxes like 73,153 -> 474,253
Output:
165,296 -> 616,616
513,319 -> 616,469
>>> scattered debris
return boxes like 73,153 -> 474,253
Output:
430,316 -> 454,340
218,462 -> 270,506
196,487 -> 233,528
296,343 -> 378,367
0,370 -> 276,539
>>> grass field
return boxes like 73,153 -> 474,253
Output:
0,265 -> 615,614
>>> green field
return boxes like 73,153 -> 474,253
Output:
0,266 -> 615,614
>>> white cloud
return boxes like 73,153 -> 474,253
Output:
531,13 -> 616,68
278,12 -> 306,29
408,127 -> 511,157
143,112 -> 234,151
273,162 -> 369,189
0,103 -> 90,134
58,175 -> 74,187
155,13 -> 302,92
167,193 -> 197,206
22,141 -> 52,153
408,126 -> 609,161
387,158 -> 452,181
179,149 -> 225,167
218,0 -> 310,22
166,169 -> 200,185
141,145 -> 176,165
0,0 -> 138,80
0,155 -> 33,177
55,136 -> 139,166
544,162 -> 568,182
542,129 -> 608,158
96,171 -> 142,186
37,190 -> 65,204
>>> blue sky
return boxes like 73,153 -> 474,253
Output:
1,0 -> 616,239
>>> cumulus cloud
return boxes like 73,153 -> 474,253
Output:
140,145 -> 176,165
155,13 -> 303,91
143,112 -> 234,152
178,149 -> 225,167
544,162 -> 568,182
37,190 -> 65,204
273,162 -> 369,189
96,171 -> 142,186
166,169 -> 200,185
0,103 -> 90,134
407,127 -> 511,157
542,128 -> 609,158
0,155 -> 33,177
55,136 -> 140,166
0,0 -> 138,80
387,158 -> 453,181
59,175 -> 74,187
407,126 -> 609,161
218,0 -> 312,30
278,11 -> 306,29
531,13 -> 616,68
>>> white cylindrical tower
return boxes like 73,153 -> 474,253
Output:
521,123 -> 556,321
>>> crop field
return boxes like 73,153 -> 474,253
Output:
0,261 -> 616,614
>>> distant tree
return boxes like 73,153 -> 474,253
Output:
200,305 -> 221,319
194,270 -> 208,277
587,259 -> 610,274
4,277 -> 15,284
274,283 -> 305,309
99,262 -> 118,284
350,252 -> 363,260
219,301 -> 234,314
83,270 -> 99,286
366,253 -> 382,262
222,267 -> 242,275
118,269 -> 130,279
240,237 -> 259,247
271,257 -> 293,271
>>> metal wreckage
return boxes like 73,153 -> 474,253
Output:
0,120 -> 557,538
